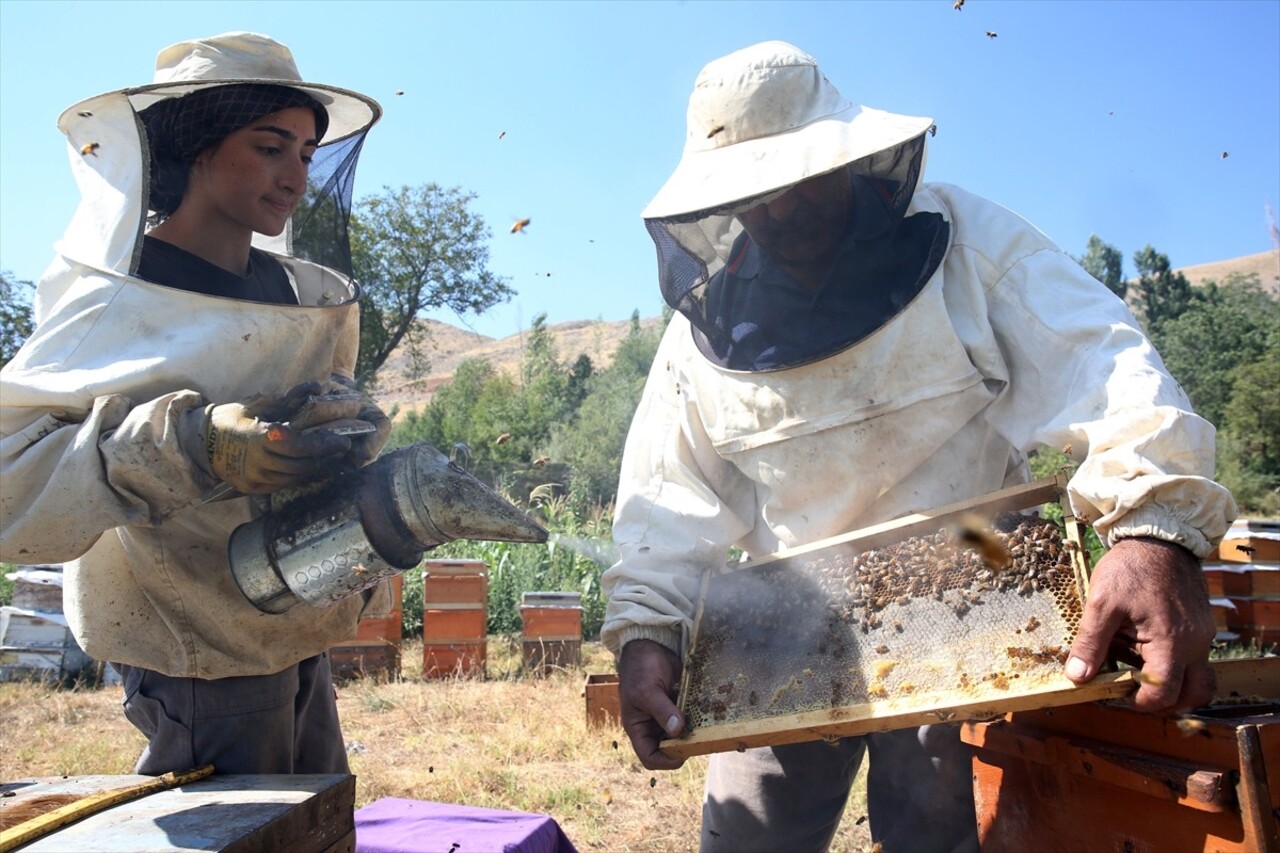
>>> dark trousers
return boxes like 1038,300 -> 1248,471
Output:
701,724 -> 979,853
118,652 -> 349,775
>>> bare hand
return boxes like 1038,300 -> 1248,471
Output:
1065,537 -> 1216,713
618,639 -> 687,770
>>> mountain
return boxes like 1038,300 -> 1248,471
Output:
370,249 -> 1279,414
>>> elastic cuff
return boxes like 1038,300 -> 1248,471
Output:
1105,505 -> 1212,558
616,625 -> 684,659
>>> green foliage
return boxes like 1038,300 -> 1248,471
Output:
1,270 -> 35,369
1131,244 -> 1198,337
1154,274 -> 1277,428
1075,235 -> 1126,300
402,495 -> 615,640
349,184 -> 514,389
0,564 -> 14,607
549,312 -> 662,512
1027,449 -> 1105,562
1215,345 -> 1280,515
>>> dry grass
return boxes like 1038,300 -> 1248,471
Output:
0,638 -> 871,852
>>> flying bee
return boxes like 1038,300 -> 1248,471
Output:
1220,151 -> 1229,159
533,455 -> 550,467
953,0 -> 963,8
1134,671 -> 1164,687
77,110 -> 93,118
510,217 -> 531,234
498,130 -> 506,140
950,513 -> 1011,570
985,30 -> 998,38
81,142 -> 100,157
1175,716 -> 1209,737
495,432 -> 512,445
1235,543 -> 1256,556
706,124 -> 726,139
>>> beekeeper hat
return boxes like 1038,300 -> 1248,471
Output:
58,31 -> 380,144
643,41 -> 933,220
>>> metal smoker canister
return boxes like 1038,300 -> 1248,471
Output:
228,442 -> 547,613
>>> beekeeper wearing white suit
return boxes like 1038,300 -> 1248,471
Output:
602,41 -> 1236,852
0,32 -> 391,775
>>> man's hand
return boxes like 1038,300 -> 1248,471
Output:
618,639 -> 687,770
1065,536 -> 1216,713
204,382 -> 359,495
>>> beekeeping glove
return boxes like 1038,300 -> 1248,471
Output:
202,382 -> 361,495
320,375 -> 392,468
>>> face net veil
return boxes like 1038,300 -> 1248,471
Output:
645,133 -> 947,372
138,84 -> 370,277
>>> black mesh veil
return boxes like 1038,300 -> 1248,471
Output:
649,133 -> 928,329
645,133 -> 947,372
289,130 -> 368,276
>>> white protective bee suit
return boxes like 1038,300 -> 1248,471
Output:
602,41 -> 1236,853
0,33 -> 386,681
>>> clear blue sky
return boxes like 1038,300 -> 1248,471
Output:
2,0 -> 1277,340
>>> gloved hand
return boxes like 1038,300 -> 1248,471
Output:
319,375 -> 392,468
203,382 -> 361,495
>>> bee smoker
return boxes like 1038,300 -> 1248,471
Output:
228,442 -> 547,613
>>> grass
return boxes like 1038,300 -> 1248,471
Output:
0,638 -> 873,852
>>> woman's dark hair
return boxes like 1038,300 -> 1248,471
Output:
140,83 -> 329,218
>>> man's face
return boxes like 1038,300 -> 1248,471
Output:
737,169 -> 853,267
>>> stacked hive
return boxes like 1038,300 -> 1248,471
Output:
0,565 -> 93,684
422,559 -> 489,678
520,591 -> 583,674
1204,519 -> 1279,647
329,573 -> 404,681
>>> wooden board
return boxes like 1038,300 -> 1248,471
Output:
0,774 -> 354,852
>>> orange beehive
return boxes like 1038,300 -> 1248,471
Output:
584,673 -> 621,728
329,573 -> 403,681
520,591 -> 583,673
422,560 -> 488,679
962,657 -> 1280,853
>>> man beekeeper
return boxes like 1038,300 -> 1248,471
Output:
0,32 -> 391,775
602,40 -> 1236,852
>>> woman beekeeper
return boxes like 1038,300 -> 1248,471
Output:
0,32 -> 391,775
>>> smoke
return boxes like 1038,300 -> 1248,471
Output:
549,532 -> 619,567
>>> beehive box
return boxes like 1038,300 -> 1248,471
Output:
584,673 -> 622,728
422,560 -> 488,679
961,657 -> 1280,853
521,591 -> 583,673
0,773 -> 354,852
661,477 -> 1142,759
329,574 -> 403,681
0,606 -> 93,684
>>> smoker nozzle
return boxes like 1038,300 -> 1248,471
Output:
229,443 -> 547,613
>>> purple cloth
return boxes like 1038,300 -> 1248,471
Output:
355,798 -> 578,853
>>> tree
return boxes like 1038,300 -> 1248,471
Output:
550,312 -> 663,509
1076,235 -> 1126,300
348,184 -> 512,388
1131,245 -> 1197,339
0,270 -> 35,369
1155,274 -> 1277,428
1216,346 -> 1280,516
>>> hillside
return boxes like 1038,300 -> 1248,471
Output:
370,249 -> 1278,414
371,315 -> 666,415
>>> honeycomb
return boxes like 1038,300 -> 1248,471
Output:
681,513 -> 1084,732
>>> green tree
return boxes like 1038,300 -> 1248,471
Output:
349,184 -> 512,389
550,312 -> 662,509
1076,235 -> 1126,300
1216,345 -> 1280,515
1155,274 -> 1277,428
1,270 -> 35,369
1131,245 -> 1197,339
